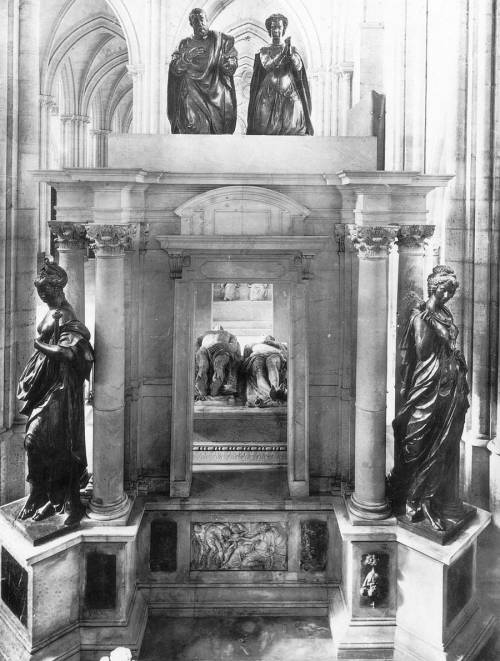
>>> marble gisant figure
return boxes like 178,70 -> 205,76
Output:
247,13 -> 313,135
195,326 -> 241,399
242,336 -> 288,407
17,259 -> 93,526
387,265 -> 470,533
167,8 -> 238,134
194,329 -> 287,408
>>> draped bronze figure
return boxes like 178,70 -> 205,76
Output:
167,8 -> 238,134
17,259 -> 93,526
387,266 -> 470,534
247,14 -> 313,135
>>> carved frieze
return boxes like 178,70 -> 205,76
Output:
347,225 -> 398,259
191,522 -> 288,571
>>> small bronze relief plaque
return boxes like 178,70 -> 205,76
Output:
191,522 -> 287,571
1,547 -> 28,626
300,520 -> 328,572
359,552 -> 389,608
150,519 -> 177,572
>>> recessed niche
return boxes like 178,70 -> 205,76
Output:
1,547 -> 28,626
150,519 -> 177,572
84,551 -> 116,610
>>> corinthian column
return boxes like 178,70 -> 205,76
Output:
395,225 -> 434,410
348,225 -> 398,521
50,222 -> 87,322
85,224 -> 133,521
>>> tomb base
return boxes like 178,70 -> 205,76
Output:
332,500 -> 495,661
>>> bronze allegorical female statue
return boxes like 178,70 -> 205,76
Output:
387,265 -> 470,535
17,259 -> 93,526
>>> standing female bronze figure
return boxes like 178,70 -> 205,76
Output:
17,259 -> 93,526
387,265 -> 469,532
247,14 -> 313,135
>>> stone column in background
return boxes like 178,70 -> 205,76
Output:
86,224 -> 133,521
50,222 -> 87,322
348,225 -> 398,521
395,225 -> 434,411
90,129 -> 111,168
60,114 -> 90,167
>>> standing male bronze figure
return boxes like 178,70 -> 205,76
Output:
167,8 -> 238,134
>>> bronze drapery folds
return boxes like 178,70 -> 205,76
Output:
167,8 -> 238,134
247,13 -> 313,135
387,265 -> 471,537
17,259 -> 93,526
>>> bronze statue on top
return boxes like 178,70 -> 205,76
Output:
167,8 -> 238,134
387,266 -> 471,537
17,259 -> 93,526
247,14 -> 313,135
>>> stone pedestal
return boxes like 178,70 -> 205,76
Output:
86,225 -> 133,522
332,500 -> 495,661
488,440 -> 500,527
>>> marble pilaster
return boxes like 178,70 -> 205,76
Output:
50,222 -> 87,322
348,225 -> 398,522
86,224 -> 133,521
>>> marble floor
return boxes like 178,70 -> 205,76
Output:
138,523 -> 500,661
139,616 -> 334,661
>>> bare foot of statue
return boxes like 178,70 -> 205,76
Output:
421,499 -> 445,531
32,501 -> 55,522
17,490 -> 45,520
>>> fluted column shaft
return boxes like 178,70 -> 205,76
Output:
86,224 -> 133,521
348,225 -> 398,521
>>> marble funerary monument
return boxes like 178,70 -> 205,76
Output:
0,1 -> 497,660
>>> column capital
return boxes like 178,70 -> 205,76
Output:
397,224 -> 435,253
86,224 -> 134,257
347,224 -> 398,259
50,222 -> 87,251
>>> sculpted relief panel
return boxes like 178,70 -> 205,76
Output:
191,522 -> 288,571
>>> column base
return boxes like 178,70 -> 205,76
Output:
87,493 -> 133,524
347,493 -> 393,525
